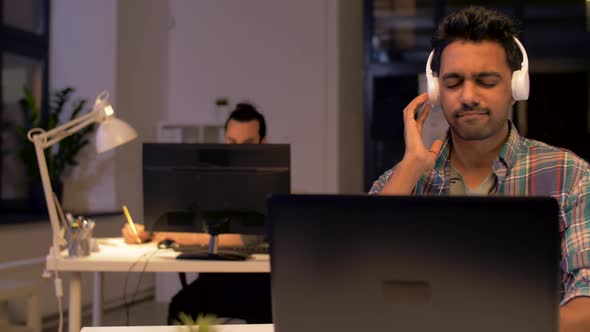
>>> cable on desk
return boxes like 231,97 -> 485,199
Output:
43,245 -> 64,332
122,247 -> 160,326
52,192 -> 67,332
55,271 -> 64,332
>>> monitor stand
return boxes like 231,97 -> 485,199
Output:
175,219 -> 248,261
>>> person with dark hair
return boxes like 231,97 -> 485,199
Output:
224,102 -> 267,144
121,102 -> 272,324
121,102 -> 269,245
370,6 -> 590,330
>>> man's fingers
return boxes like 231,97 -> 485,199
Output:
416,102 -> 431,123
416,104 -> 431,134
429,139 -> 444,157
403,93 -> 429,125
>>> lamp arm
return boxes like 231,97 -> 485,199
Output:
28,108 -> 100,149
31,135 -> 64,258
26,107 -> 101,259
44,115 -> 99,148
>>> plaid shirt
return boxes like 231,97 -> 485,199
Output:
370,122 -> 590,305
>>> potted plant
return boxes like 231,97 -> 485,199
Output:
215,97 -> 230,123
16,86 -> 96,210
174,312 -> 219,332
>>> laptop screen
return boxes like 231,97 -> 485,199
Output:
268,195 -> 559,332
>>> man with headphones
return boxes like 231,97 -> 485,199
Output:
370,6 -> 590,331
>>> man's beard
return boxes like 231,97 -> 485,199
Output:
446,106 -> 504,141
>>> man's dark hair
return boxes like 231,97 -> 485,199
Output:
431,6 -> 522,75
224,102 -> 267,141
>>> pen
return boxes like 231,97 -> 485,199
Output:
122,205 -> 142,244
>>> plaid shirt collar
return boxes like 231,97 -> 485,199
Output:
428,120 -> 522,192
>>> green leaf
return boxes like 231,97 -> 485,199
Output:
70,99 -> 86,120
51,87 -> 74,119
195,313 -> 219,332
14,86 -> 96,183
23,85 -> 40,126
176,312 -> 196,326
173,312 -> 219,332
16,125 -> 27,136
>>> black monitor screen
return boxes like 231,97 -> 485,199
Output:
143,143 -> 290,235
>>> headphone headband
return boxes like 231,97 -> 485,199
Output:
511,36 -> 528,72
426,35 -> 529,104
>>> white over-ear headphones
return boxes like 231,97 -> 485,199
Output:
426,36 -> 529,105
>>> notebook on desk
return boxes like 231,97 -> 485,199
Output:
268,194 -> 560,332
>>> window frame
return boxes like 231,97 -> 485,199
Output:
0,0 -> 50,216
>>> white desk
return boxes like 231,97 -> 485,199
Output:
45,238 -> 270,332
81,324 -> 273,332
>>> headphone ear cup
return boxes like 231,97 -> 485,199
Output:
427,76 -> 440,105
425,50 -> 439,106
511,37 -> 530,101
511,69 -> 530,101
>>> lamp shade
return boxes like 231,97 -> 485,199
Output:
95,116 -> 138,153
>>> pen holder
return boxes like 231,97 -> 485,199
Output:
67,227 -> 92,257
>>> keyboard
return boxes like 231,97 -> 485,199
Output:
173,243 -> 269,255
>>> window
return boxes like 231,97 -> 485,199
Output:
0,0 -> 49,213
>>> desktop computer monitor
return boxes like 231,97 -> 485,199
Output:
143,143 -> 290,258
268,194 -> 560,332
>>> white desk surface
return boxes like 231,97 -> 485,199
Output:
45,238 -> 270,273
46,238 -> 270,332
81,324 -> 273,332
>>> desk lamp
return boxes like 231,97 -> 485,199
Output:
28,91 -> 137,259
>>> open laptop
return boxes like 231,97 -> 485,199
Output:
268,195 -> 560,332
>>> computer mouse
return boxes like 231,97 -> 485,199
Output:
157,239 -> 177,249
